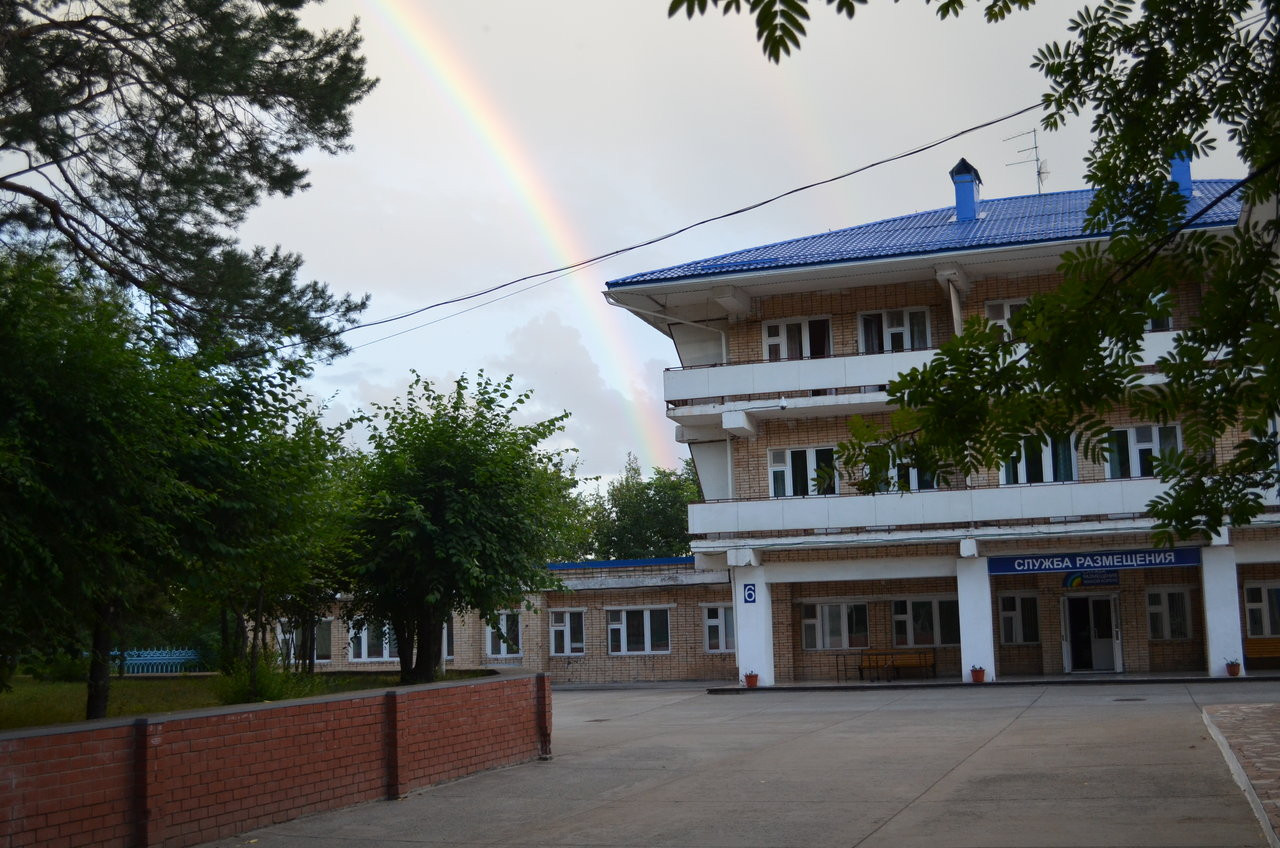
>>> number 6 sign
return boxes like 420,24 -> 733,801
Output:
743,583 -> 757,604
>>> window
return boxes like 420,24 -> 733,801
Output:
488,612 -> 521,657
985,299 -> 1027,338
1244,583 -> 1280,638
1147,589 -> 1191,640
1000,595 -> 1040,644
1003,434 -> 1075,484
1145,291 -> 1172,332
550,609 -> 585,656
859,308 -> 930,354
885,459 -> 936,492
280,618 -> 333,665
1107,424 -> 1180,479
350,622 -> 398,661
801,603 -> 869,649
769,447 -> 836,497
892,598 -> 960,647
704,605 -> 735,653
763,317 -> 831,361
444,618 -> 454,660
607,607 -> 671,654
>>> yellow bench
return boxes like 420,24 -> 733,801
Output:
856,648 -> 936,682
1244,638 -> 1280,665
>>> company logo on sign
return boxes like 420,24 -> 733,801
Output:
987,547 -> 1200,575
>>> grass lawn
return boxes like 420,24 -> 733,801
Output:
0,670 -> 485,731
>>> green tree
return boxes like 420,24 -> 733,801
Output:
0,253 -> 201,712
672,0 -> 1280,541
177,371 -> 357,696
590,455 -> 702,559
348,373 -> 584,684
0,1 -> 376,359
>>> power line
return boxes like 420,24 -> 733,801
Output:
256,99 -> 1045,360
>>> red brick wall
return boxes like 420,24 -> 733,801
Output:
0,672 -> 550,848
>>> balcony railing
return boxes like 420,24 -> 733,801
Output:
665,332 -> 1180,406
688,477 -> 1176,536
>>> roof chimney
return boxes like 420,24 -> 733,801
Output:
950,158 -> 983,222
1170,153 -> 1193,199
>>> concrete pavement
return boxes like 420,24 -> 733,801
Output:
204,681 -> 1280,847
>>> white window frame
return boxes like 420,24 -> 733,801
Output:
858,307 -> 931,354
762,317 -> 832,361
892,597 -> 961,647
606,606 -> 673,655
884,458 -> 937,492
800,602 -> 870,650
1244,582 -> 1280,638
349,622 -> 398,661
769,446 -> 837,497
550,608 -> 586,656
999,595 -> 1040,645
1145,290 -> 1172,332
1147,587 -> 1192,640
1107,424 -> 1181,479
703,605 -> 736,653
280,618 -> 333,665
1002,434 -> 1076,485
443,618 -> 454,661
488,611 -> 522,657
985,299 -> 1028,338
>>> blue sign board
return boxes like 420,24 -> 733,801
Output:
987,547 -> 1201,575
743,583 -> 757,604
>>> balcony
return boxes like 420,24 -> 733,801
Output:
665,331 -> 1180,407
688,477 -> 1177,537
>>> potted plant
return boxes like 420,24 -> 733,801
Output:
970,665 -> 986,683
1226,658 -> 1242,677
743,670 -> 759,688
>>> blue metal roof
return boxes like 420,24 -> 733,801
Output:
608,180 -> 1242,287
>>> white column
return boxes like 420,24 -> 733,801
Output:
1202,546 -> 1244,677
732,566 -> 775,686
957,557 -> 996,682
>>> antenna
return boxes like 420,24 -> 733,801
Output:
1004,128 -> 1048,193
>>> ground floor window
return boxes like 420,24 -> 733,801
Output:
801,603 -> 869,649
704,605 -> 735,653
444,618 -> 454,660
281,618 -> 333,664
1147,588 -> 1191,640
488,612 -> 521,657
350,622 -> 397,661
607,607 -> 671,654
1245,583 -> 1280,638
999,595 -> 1039,644
893,598 -> 960,646
550,609 -> 586,655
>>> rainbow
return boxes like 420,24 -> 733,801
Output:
363,1 -> 678,472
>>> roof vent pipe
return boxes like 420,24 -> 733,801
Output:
1170,153 -> 1193,199
949,158 -> 983,222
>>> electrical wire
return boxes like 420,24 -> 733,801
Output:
255,99 -> 1046,359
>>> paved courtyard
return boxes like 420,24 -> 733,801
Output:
206,681 -> 1280,848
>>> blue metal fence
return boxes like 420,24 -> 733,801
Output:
117,649 -> 203,674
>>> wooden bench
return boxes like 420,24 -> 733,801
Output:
1244,638 -> 1280,666
856,648 -> 936,682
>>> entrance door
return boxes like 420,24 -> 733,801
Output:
1061,595 -> 1122,672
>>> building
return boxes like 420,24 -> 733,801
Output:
289,557 -> 738,684
603,159 -> 1280,685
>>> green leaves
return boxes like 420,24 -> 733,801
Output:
348,373 -> 581,683
588,455 -> 701,559
0,1 -> 376,361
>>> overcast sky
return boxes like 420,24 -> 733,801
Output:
240,1 -> 1242,484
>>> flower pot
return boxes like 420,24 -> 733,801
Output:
744,673 -> 759,688
1227,662 -> 1241,677
970,669 -> 986,683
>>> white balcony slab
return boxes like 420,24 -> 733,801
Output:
690,478 -> 1176,536
664,349 -> 936,402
